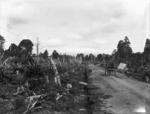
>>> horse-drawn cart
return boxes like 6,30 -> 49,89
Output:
104,62 -> 116,76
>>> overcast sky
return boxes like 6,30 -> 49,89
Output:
0,0 -> 149,55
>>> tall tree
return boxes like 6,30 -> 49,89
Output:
129,52 -> 142,70
143,38 -> 150,63
4,43 -> 18,57
84,55 -> 89,61
76,53 -> 84,61
39,52 -> 43,58
18,39 -> 34,64
111,49 -> 117,62
97,54 -> 102,61
0,35 -> 5,54
117,36 -> 132,63
52,50 -> 59,59
89,53 -> 95,63
43,50 -> 48,59
18,39 -> 33,55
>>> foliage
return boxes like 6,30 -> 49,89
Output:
24,61 -> 45,91
3,39 -> 34,65
143,38 -> 150,63
18,39 -> 33,54
43,50 -> 48,59
0,35 -> 5,54
52,50 -> 59,59
3,35 -> 150,114
109,37 -> 150,82
76,53 -> 84,61
39,50 -> 49,60
84,55 -> 89,61
117,36 -> 132,63
0,54 -> 89,114
97,54 -> 102,61
6,43 -> 19,57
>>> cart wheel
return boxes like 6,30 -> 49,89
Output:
108,71 -> 110,76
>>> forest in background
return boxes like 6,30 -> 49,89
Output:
1,35 -> 150,81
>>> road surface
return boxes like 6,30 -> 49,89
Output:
88,64 -> 150,114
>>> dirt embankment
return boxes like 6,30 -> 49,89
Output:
88,64 -> 150,114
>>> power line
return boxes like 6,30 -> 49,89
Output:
0,27 -> 22,38
0,26 -> 42,53
0,26 -> 39,52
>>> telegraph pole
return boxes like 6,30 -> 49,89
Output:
36,36 -> 39,56
36,36 -> 40,63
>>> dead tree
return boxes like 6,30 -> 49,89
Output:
49,57 -> 61,86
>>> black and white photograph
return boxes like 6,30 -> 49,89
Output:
0,0 -> 150,114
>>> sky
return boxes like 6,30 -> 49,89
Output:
0,0 -> 149,55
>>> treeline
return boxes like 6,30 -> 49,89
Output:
75,36 -> 150,82
0,34 -> 150,81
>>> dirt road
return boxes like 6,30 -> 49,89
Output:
88,64 -> 150,114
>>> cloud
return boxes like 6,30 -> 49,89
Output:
7,16 -> 29,29
0,0 -> 34,29
0,0 -> 147,54
27,0 -> 126,27
66,34 -> 83,40
41,38 -> 64,47
92,38 -> 107,45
